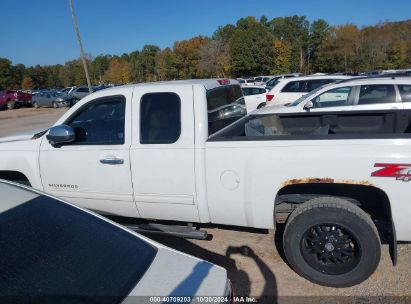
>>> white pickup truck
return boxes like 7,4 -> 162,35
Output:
0,79 -> 410,287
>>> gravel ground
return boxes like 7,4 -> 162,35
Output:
0,107 -> 410,303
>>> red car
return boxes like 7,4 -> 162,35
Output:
0,90 -> 32,109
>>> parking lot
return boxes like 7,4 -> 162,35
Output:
0,107 -> 410,302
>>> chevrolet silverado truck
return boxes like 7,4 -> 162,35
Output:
0,90 -> 32,109
0,79 -> 410,287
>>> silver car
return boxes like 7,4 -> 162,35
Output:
69,86 -> 93,100
0,180 -> 232,301
32,90 -> 73,108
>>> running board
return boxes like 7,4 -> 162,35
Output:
125,223 -> 208,240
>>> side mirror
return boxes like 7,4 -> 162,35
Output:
46,125 -> 75,146
304,100 -> 314,110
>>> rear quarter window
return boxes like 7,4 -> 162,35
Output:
207,84 -> 246,135
399,85 -> 411,102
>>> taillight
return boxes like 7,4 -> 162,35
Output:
217,79 -> 230,85
266,94 -> 274,102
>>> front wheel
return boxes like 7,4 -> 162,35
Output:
283,197 -> 381,287
33,102 -> 39,108
52,101 -> 58,108
7,101 -> 15,110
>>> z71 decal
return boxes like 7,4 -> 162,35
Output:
372,163 -> 411,182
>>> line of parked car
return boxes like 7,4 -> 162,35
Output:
239,71 -> 411,114
0,84 -> 114,111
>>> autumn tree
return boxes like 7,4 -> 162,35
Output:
272,39 -> 292,74
155,48 -> 178,80
21,76 -> 35,89
103,58 -> 131,84
173,36 -> 209,79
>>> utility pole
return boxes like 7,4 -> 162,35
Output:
69,0 -> 92,93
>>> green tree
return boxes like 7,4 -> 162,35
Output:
309,19 -> 331,73
0,58 -> 19,90
270,15 -> 309,72
229,17 -> 275,76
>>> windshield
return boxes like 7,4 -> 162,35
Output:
288,85 -> 326,106
0,185 -> 157,301
51,91 -> 65,97
266,77 -> 281,87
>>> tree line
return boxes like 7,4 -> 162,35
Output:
1,16 -> 411,90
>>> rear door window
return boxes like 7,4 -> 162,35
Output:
140,93 -> 181,144
399,85 -> 411,102
281,81 -> 305,93
358,85 -> 396,104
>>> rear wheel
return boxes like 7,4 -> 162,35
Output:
33,102 -> 39,108
257,102 -> 266,109
283,197 -> 381,287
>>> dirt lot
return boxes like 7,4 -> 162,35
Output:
0,107 -> 68,137
0,107 -> 410,303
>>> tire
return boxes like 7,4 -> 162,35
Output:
283,197 -> 381,287
7,101 -> 15,110
33,102 -> 39,109
52,101 -> 58,108
257,102 -> 266,109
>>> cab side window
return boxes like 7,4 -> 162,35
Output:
358,85 -> 396,104
67,96 -> 125,145
140,93 -> 181,144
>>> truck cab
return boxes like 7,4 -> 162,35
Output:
38,80 -> 246,222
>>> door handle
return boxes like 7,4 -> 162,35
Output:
100,157 -> 124,165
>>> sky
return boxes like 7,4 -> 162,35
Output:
1,0 -> 410,67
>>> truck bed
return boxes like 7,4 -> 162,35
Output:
208,110 -> 411,141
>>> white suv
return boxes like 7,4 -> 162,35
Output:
259,77 -> 411,114
265,75 -> 352,106
241,85 -> 268,112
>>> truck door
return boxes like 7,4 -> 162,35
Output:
39,88 -> 137,217
130,85 -> 198,222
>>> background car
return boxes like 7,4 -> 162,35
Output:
60,86 -> 76,94
0,179 -> 232,301
254,76 -> 279,86
32,90 -> 74,108
265,73 -> 303,90
241,85 -> 268,111
0,90 -> 32,109
69,86 -> 93,100
259,76 -> 411,114
265,75 -> 352,106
